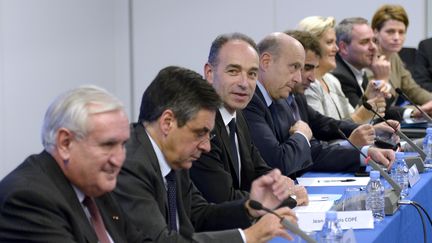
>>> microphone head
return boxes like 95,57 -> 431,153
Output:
362,101 -> 373,111
395,88 -> 403,95
249,200 -> 263,210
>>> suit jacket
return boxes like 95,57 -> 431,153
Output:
332,53 -> 405,120
413,38 -> 432,91
243,88 -> 361,174
0,151 -> 148,243
113,123 -> 251,243
190,111 -> 271,203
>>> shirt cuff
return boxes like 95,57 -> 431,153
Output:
239,229 -> 247,243
359,145 -> 370,166
338,140 -> 350,147
403,108 -> 414,119
294,131 -> 311,147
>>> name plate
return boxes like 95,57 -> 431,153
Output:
408,164 -> 420,187
296,211 -> 374,231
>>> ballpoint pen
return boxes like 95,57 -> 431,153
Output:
317,179 -> 356,183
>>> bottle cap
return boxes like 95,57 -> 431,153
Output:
326,210 -> 337,220
370,170 -> 380,180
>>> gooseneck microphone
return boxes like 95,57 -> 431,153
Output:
395,88 -> 432,123
248,200 -> 316,243
363,101 -> 427,160
329,123 -> 401,215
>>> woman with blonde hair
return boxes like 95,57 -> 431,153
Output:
297,16 -> 387,123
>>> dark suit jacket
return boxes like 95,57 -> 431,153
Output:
332,53 -> 405,120
114,123 -> 251,243
243,88 -> 361,174
0,151 -> 148,243
413,38 -> 432,91
190,111 -> 272,203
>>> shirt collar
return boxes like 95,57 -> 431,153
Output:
72,185 -> 85,203
146,130 -> 171,178
257,80 -> 273,107
342,57 -> 365,83
219,106 -> 236,127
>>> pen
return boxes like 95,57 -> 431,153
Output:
318,179 -> 356,183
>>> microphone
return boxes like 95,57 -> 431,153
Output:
248,200 -> 316,243
363,101 -> 427,160
395,88 -> 432,123
329,123 -> 401,215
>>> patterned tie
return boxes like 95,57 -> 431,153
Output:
361,72 -> 369,91
165,170 -> 178,232
83,196 -> 111,243
228,118 -> 240,184
287,95 -> 300,121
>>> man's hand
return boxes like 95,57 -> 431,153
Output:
370,55 -> 390,81
289,120 -> 313,141
413,100 -> 432,117
293,185 -> 309,206
366,96 -> 387,117
367,147 -> 395,170
348,124 -> 375,147
244,207 -> 297,243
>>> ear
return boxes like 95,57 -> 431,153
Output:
204,63 -> 214,84
338,41 -> 349,56
56,128 -> 74,161
159,109 -> 176,136
259,52 -> 272,71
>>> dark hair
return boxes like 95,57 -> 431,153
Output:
285,30 -> 322,58
335,17 -> 369,45
138,66 -> 222,127
372,4 -> 409,31
208,32 -> 258,67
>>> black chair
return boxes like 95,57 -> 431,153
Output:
398,47 -> 417,75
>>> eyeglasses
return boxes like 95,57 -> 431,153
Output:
185,123 -> 216,145
198,133 -> 216,145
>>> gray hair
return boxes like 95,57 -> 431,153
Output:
336,17 -> 369,45
41,85 -> 124,153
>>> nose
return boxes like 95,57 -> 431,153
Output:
238,72 -> 249,88
110,144 -> 126,167
197,140 -> 211,153
293,70 -> 302,84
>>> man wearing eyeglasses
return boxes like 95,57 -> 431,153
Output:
114,66 -> 298,243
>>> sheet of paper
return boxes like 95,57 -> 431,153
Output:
297,177 -> 370,187
294,194 -> 341,213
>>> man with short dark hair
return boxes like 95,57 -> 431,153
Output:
114,66 -> 297,243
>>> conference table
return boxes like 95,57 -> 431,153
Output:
270,169 -> 432,243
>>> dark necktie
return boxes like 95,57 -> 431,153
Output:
83,196 -> 111,243
361,73 -> 368,91
228,118 -> 240,184
287,95 -> 300,121
165,170 -> 178,232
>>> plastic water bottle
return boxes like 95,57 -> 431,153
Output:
424,127 -> 432,164
318,211 -> 343,243
365,170 -> 385,222
391,152 -> 409,198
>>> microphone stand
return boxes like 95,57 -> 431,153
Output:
395,88 -> 432,123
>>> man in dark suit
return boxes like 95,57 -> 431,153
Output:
189,33 -> 308,206
243,32 -> 395,176
333,17 -> 420,121
0,86 -> 151,242
413,37 -> 432,91
114,66 -> 297,243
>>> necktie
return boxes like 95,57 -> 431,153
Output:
165,170 -> 178,232
83,196 -> 111,243
228,118 -> 240,184
361,73 -> 368,91
287,95 -> 300,121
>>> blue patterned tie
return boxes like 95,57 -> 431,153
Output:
287,95 -> 300,121
165,170 -> 177,232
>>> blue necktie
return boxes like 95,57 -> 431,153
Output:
165,170 -> 177,232
287,95 -> 300,121
228,118 -> 240,184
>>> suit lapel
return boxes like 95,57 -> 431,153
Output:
39,151 -> 98,243
215,112 -> 240,187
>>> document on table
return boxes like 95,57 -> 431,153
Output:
297,177 -> 370,186
294,194 -> 341,213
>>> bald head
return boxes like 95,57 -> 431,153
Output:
257,32 -> 305,99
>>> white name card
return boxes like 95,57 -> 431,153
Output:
408,164 -> 420,187
296,211 -> 374,231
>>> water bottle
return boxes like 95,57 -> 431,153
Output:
424,128 -> 432,164
365,170 -> 385,222
391,152 -> 409,198
318,211 -> 343,243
